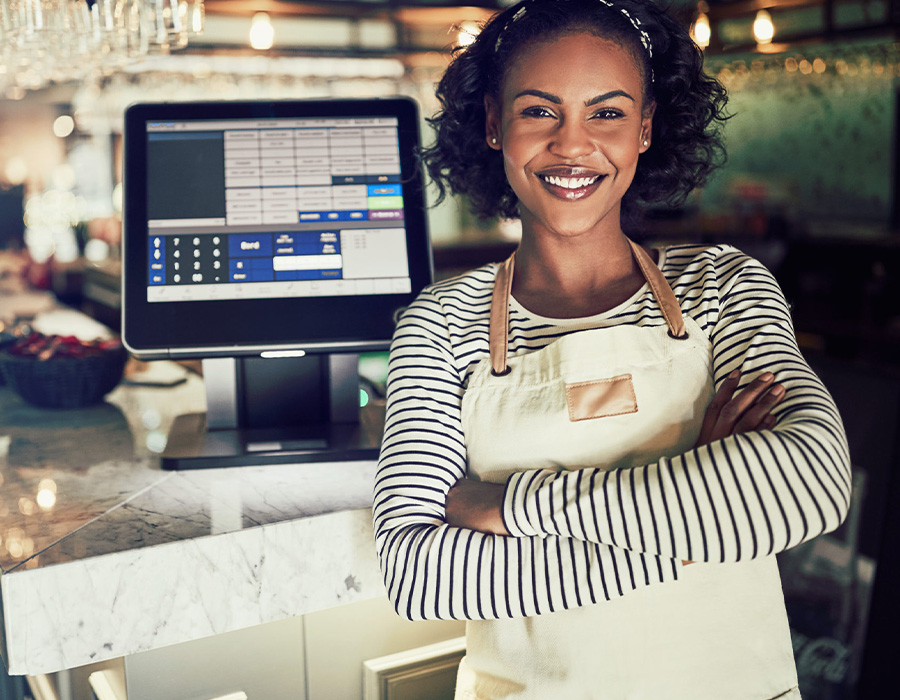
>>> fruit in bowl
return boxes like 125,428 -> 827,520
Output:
0,332 -> 128,409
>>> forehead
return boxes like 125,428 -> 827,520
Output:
501,32 -> 646,99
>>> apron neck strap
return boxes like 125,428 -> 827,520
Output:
626,239 -> 686,340
489,240 -> 687,376
490,252 -> 516,376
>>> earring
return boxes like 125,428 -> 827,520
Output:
642,139 -> 649,147
491,137 -> 498,145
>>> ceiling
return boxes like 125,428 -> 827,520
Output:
190,0 -> 504,56
192,0 -> 900,57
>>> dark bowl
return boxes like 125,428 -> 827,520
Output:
0,345 -> 129,409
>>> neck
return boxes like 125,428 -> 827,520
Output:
508,213 -> 653,319
513,227 -> 636,298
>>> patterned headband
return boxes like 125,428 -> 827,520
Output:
494,0 -> 654,81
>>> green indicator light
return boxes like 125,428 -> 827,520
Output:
367,196 -> 403,210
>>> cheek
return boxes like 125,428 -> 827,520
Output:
607,132 -> 643,164
500,135 -> 538,181
502,122 -> 540,157
501,153 -> 529,197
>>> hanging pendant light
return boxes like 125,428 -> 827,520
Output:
457,21 -> 481,48
753,9 -> 775,45
249,12 -> 274,51
189,0 -> 205,35
692,11 -> 711,49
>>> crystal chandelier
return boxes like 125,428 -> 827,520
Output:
0,0 -> 204,94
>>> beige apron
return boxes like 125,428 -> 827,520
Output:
456,241 -> 800,700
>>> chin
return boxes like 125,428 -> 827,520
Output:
518,190 -> 624,237
528,208 -> 619,239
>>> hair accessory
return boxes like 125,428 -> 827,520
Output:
494,4 -> 529,52
494,0 -> 654,82
596,0 -> 653,65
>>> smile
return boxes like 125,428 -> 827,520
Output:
539,174 -> 601,189
536,170 -> 606,201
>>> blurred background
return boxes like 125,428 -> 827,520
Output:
2,0 -> 899,365
1,2 -> 899,699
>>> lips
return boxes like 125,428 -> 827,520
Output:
535,166 -> 606,201
542,174 -> 599,189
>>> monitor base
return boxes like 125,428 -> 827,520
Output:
160,412 -> 380,470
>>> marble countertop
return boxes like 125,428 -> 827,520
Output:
0,367 -> 384,676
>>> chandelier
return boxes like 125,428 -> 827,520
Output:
0,0 -> 204,94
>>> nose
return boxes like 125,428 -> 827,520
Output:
548,117 -> 595,159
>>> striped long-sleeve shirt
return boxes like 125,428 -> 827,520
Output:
373,243 -> 851,621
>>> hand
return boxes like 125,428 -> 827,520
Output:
694,370 -> 785,450
683,370 -> 784,567
445,478 -> 510,535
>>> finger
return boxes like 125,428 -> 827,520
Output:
709,370 -> 741,411
741,412 -> 778,434
697,370 -> 741,445
733,383 -> 785,433
717,372 -> 775,428
705,374 -> 777,443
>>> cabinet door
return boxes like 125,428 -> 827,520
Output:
304,595 -> 465,700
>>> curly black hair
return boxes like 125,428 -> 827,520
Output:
420,0 -> 729,224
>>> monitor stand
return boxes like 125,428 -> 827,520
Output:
160,354 -> 381,470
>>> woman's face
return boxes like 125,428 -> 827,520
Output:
486,32 -> 654,239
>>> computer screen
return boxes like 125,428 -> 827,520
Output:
120,98 -> 432,468
122,98 -> 431,358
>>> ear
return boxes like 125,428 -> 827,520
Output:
639,100 -> 656,153
484,94 -> 502,150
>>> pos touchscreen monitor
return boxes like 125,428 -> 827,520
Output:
122,98 -> 432,469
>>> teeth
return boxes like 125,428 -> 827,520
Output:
541,174 -> 600,189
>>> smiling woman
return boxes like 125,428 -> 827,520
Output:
487,35 -> 650,249
485,33 -> 658,317
374,1 -> 851,699
421,0 -> 727,226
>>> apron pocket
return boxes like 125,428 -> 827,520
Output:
565,373 -> 637,422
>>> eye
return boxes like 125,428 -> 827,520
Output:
520,105 -> 556,119
591,108 -> 624,120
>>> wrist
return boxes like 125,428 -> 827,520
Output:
445,478 -> 509,535
502,472 -> 539,538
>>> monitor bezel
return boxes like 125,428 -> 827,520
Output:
121,98 -> 432,360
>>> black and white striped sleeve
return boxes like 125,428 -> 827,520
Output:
373,288 -> 682,622
502,250 -> 852,563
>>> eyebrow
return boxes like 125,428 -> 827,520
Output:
513,89 -> 635,105
586,90 -> 635,106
